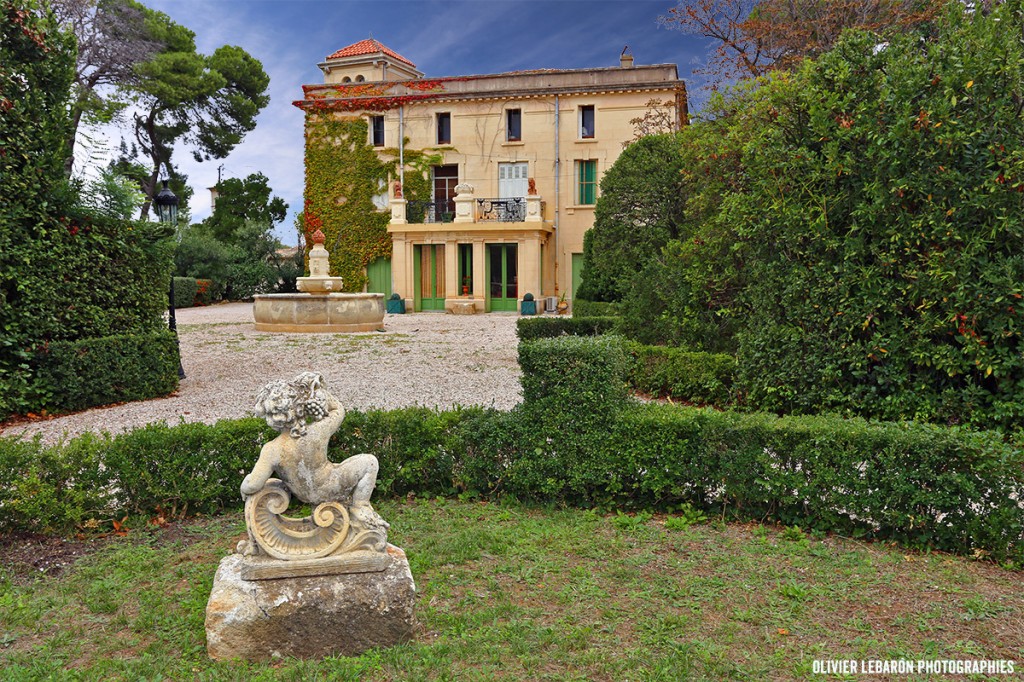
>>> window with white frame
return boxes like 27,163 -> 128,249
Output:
370,115 -> 384,146
437,112 -> 451,144
506,108 -> 522,142
579,105 -> 595,139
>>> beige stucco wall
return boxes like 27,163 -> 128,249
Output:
374,87 -> 679,300
301,61 -> 685,308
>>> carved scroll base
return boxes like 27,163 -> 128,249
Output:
240,550 -> 391,581
239,479 -> 390,580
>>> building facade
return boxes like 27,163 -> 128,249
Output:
295,39 -> 687,313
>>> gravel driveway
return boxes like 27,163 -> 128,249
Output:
3,303 -> 523,444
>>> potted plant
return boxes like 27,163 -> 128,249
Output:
556,292 -> 569,314
461,276 -> 471,296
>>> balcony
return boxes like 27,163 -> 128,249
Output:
391,185 -> 544,229
405,197 -> 528,224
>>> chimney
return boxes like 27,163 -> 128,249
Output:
620,46 -> 634,68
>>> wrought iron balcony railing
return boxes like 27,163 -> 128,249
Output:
476,198 -> 525,222
407,200 -> 455,224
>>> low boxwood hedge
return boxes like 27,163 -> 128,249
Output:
516,316 -> 619,341
32,331 -> 180,413
624,341 -> 738,406
3,336 -> 1022,563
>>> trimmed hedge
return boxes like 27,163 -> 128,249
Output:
624,341 -> 737,406
173,277 -> 197,309
3,335 -> 1023,562
32,331 -> 181,412
572,299 -> 621,319
516,316 -> 619,341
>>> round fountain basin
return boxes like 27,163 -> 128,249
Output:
253,293 -> 385,333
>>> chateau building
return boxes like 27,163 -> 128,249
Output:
295,39 -> 687,313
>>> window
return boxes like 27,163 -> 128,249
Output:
370,115 -> 384,146
580,105 -> 595,139
458,244 -> 473,295
355,75 -> 365,82
506,108 -> 522,142
437,112 -> 451,144
576,160 -> 597,205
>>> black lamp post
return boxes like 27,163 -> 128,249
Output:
153,179 -> 186,379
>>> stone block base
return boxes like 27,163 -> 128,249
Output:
205,545 -> 415,661
448,300 -> 478,315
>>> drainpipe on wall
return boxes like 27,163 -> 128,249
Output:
553,94 -> 560,296
399,105 -> 405,191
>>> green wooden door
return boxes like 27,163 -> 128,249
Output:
366,257 -> 392,298
572,253 -> 584,301
414,245 -> 446,311
486,243 -> 518,312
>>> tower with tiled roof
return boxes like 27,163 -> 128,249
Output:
318,38 -> 424,84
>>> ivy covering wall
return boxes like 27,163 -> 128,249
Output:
303,115 -> 393,292
302,113 -> 448,292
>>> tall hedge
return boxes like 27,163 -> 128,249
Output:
733,5 -> 1024,430
0,0 -> 177,418
0,0 -> 76,416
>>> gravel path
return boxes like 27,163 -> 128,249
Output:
2,303 -> 523,444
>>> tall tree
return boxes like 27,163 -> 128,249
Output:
50,0 -> 162,177
660,0 -> 942,83
124,7 -> 269,217
205,172 -> 287,245
578,133 -> 688,303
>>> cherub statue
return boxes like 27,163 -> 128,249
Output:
241,372 -> 387,533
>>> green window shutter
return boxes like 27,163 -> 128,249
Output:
578,160 -> 596,205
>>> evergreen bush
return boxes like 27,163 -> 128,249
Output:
733,8 -> 1024,430
32,331 -> 181,412
571,299 -> 621,319
515,316 -> 619,341
173,277 -> 197,309
624,342 -> 737,406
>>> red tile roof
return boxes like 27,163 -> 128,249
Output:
325,39 -> 416,67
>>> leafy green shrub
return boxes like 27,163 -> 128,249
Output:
624,341 -> 737,406
516,316 -> 618,341
572,299 -> 620,319
172,277 -> 197,309
730,9 -> 1024,431
329,407 -> 483,498
2,397 -> 1022,561
1,29 -> 173,416
596,405 -> 1024,561
577,133 -> 688,302
32,331 -> 180,412
0,434 -> 109,533
103,419 -> 271,517
518,335 -> 629,420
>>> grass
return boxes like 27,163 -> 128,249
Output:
1,499 -> 1022,680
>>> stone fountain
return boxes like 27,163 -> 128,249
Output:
253,228 -> 385,332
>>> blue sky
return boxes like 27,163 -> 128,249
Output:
130,0 -> 710,244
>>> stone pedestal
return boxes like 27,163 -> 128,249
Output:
205,545 -> 416,661
449,300 -> 477,315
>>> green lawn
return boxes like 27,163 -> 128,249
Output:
1,499 -> 1021,680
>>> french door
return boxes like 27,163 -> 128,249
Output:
487,243 -> 518,312
415,245 -> 446,311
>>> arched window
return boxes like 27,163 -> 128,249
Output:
355,74 -> 365,82
342,76 -> 351,83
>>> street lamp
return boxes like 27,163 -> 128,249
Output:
153,179 -> 186,379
